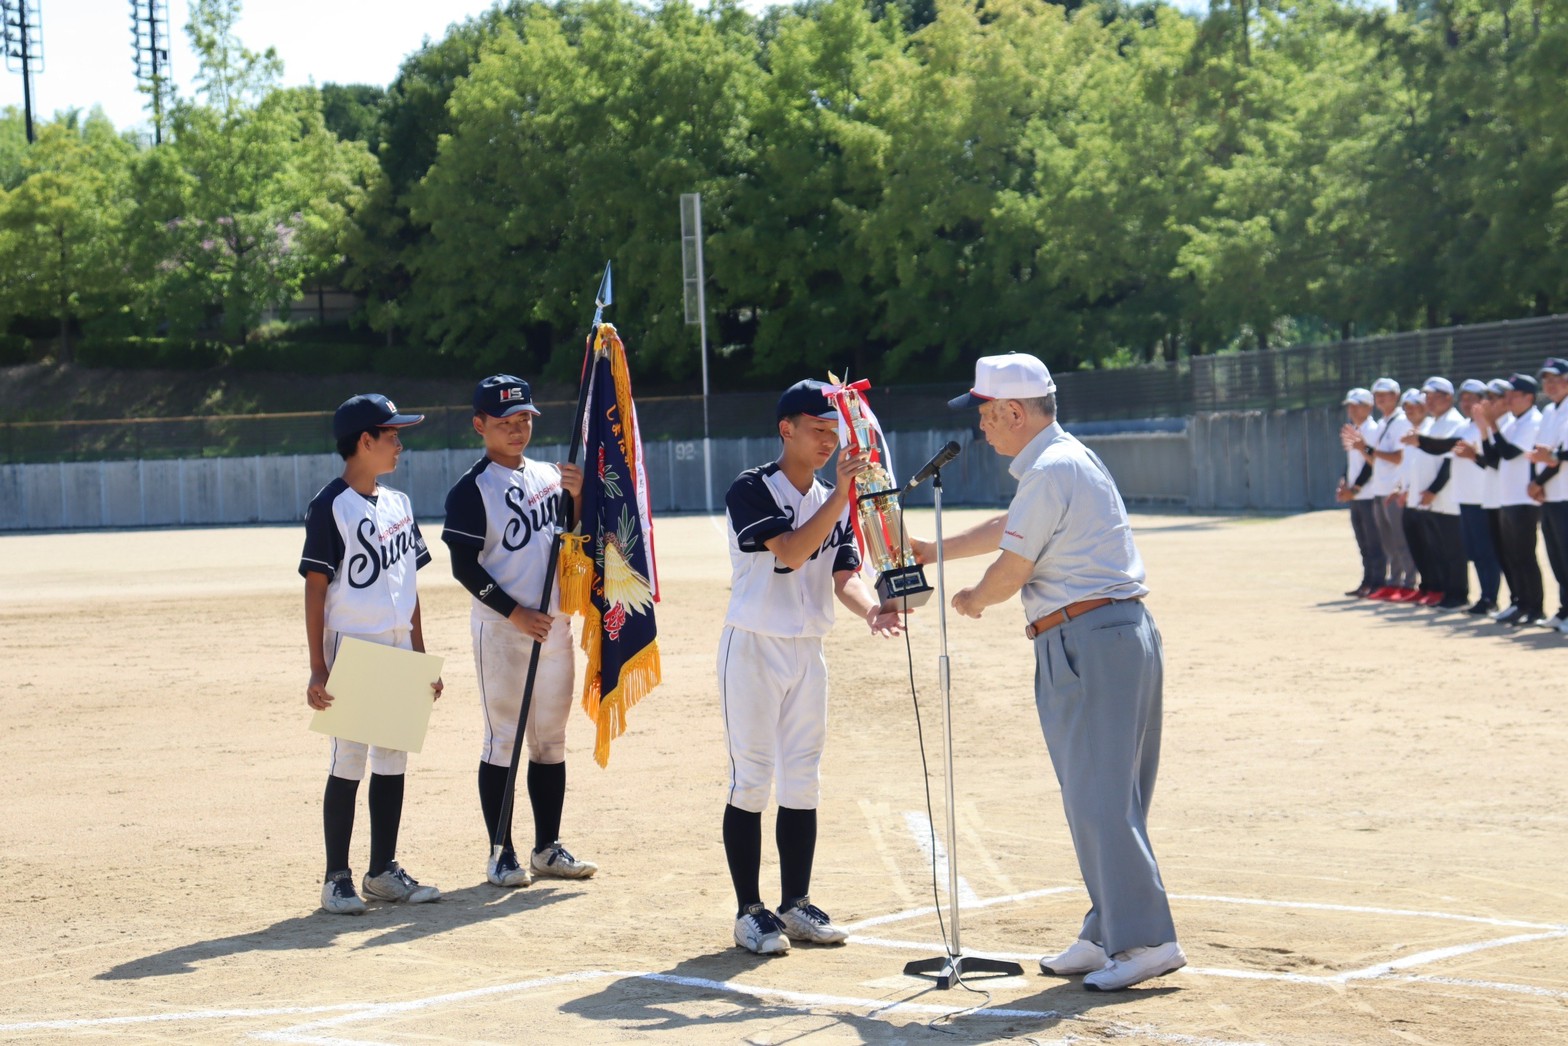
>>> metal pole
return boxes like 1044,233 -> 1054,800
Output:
934,474 -> 961,957
693,194 -> 713,513
18,4 -> 34,144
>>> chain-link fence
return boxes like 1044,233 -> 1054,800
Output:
4,314 -> 1564,464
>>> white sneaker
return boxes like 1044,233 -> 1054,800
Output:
320,870 -> 366,915
1039,938 -> 1108,975
487,849 -> 532,888
1543,612 -> 1567,630
1083,942 -> 1187,992
778,897 -> 849,944
1556,617 -> 1568,635
530,842 -> 598,879
1491,603 -> 1517,622
361,861 -> 441,904
734,903 -> 790,954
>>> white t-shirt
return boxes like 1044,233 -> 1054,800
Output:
441,457 -> 567,621
1366,413 -> 1413,497
1450,419 -> 1487,506
1497,406 -> 1543,507
1481,413 -> 1513,510
1536,400 -> 1568,504
1421,408 -> 1464,516
299,479 -> 430,635
1348,417 -> 1378,500
1399,415 -> 1436,509
723,463 -> 860,638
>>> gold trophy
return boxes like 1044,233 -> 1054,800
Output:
825,374 -> 934,608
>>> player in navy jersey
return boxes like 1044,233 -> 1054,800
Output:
301,394 -> 442,915
718,379 -> 905,955
443,375 -> 597,889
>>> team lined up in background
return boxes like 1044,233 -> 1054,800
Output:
1336,359 -> 1568,632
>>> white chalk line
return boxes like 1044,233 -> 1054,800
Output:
8,890 -> 1566,1040
254,969 -> 1263,1046
902,810 -> 980,906
0,1002 -> 374,1033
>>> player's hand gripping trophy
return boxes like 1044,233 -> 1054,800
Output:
824,374 -> 934,608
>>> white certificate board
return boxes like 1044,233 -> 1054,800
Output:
309,638 -> 443,754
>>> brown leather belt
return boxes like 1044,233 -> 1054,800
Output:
1024,596 -> 1141,639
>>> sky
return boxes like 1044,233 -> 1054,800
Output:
0,0 -> 568,134
5,0 -> 1230,137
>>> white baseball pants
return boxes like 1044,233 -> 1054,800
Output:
323,628 -> 412,780
717,626 -> 828,813
473,614 -> 575,765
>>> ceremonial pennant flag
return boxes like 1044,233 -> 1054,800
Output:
559,323 -> 661,767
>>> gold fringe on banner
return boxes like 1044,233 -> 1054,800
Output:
557,533 -> 592,616
577,599 -> 662,768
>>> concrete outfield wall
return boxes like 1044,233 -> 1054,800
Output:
0,425 -> 1196,532
1188,406 -> 1346,512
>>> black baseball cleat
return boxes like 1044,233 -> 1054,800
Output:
1466,599 -> 1496,616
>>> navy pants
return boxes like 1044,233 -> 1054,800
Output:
1459,504 -> 1501,604
1541,501 -> 1568,618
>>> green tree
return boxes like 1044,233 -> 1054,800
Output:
0,111 -> 138,361
134,0 -> 377,343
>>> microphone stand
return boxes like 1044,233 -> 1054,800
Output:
902,465 -> 1023,989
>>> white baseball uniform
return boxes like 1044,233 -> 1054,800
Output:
718,463 -> 860,814
442,457 -> 575,765
299,478 -> 431,779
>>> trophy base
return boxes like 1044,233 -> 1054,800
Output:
877,565 -> 933,608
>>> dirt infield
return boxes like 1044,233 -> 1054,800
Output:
2,508 -> 1565,1045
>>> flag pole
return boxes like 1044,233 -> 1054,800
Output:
491,261 -> 611,865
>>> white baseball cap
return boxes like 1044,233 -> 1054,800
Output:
1370,377 -> 1401,394
1421,376 -> 1454,396
1400,388 -> 1424,406
1342,387 -> 1373,406
1458,378 -> 1488,395
949,353 -> 1057,409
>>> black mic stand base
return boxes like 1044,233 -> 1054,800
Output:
903,952 -> 1024,989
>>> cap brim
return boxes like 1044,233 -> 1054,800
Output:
383,413 -> 425,427
948,390 -> 993,409
484,403 -> 541,418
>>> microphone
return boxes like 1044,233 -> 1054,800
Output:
902,441 -> 961,494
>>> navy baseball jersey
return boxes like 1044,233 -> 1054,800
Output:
299,479 -> 430,635
723,463 -> 860,638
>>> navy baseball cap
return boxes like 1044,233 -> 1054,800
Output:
777,379 -> 838,421
1538,357 -> 1568,377
474,374 -> 541,418
332,394 -> 424,441
1508,372 -> 1541,394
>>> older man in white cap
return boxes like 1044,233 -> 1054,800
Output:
909,352 -> 1183,992
1400,377 -> 1467,608
1349,377 -> 1418,600
1477,373 -> 1545,626
1528,358 -> 1568,631
1417,379 -> 1500,614
1336,388 -> 1384,597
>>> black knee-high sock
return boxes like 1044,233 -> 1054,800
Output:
777,806 -> 818,910
528,760 -> 566,852
367,773 -> 405,878
478,761 -> 515,852
723,804 -> 763,916
323,775 -> 360,878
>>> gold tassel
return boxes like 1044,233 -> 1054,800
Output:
587,641 -> 662,768
557,533 -> 592,616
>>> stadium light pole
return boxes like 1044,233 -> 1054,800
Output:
130,0 -> 171,145
1,0 -> 43,144
680,192 -> 714,513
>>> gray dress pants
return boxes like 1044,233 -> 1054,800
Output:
1033,600 -> 1176,956
1373,494 -> 1417,588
